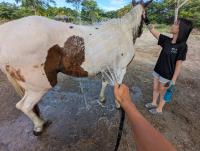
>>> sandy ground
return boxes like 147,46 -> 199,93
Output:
130,31 -> 200,151
0,31 -> 199,151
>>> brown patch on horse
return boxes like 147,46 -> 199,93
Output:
61,36 -> 88,77
44,45 -> 63,87
5,65 -> 25,97
6,65 -> 25,82
44,36 -> 88,87
33,65 -> 39,68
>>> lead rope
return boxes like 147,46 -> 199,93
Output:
114,108 -> 125,151
113,11 -> 126,151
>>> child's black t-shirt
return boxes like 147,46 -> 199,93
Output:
154,34 -> 188,80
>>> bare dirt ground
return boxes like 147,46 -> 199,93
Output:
0,31 -> 199,151
130,31 -> 200,151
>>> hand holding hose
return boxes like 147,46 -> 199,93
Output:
114,83 -> 132,107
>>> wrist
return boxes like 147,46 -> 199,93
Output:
122,101 -> 137,115
121,98 -> 134,108
171,79 -> 176,84
147,24 -> 153,31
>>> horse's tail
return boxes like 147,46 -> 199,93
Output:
5,72 -> 25,98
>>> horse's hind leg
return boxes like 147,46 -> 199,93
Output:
16,91 -> 27,110
33,104 -> 40,117
17,92 -> 41,122
16,90 -> 47,136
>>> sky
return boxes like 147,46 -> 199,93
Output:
0,0 -> 131,11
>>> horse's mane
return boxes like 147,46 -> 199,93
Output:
97,5 -> 143,33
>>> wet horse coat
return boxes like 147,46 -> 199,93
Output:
0,4 -> 145,134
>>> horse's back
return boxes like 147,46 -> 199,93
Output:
0,16 -> 55,66
0,16 -> 56,90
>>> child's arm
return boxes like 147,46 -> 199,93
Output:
143,12 -> 160,40
172,60 -> 183,84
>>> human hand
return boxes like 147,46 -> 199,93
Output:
164,80 -> 175,88
114,83 -> 132,107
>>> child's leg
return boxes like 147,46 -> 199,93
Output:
157,82 -> 167,112
152,78 -> 159,105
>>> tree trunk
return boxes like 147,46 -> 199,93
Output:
174,0 -> 189,23
174,7 -> 179,23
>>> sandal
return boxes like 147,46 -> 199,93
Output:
149,108 -> 162,115
145,103 -> 157,109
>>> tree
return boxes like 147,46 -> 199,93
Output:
174,0 -> 189,22
81,0 -> 103,24
65,0 -> 85,23
1,0 -> 200,28
116,4 -> 132,17
15,0 -> 56,15
0,2 -> 19,20
104,10 -> 118,19
46,6 -> 78,22
179,0 -> 200,27
65,0 -> 83,12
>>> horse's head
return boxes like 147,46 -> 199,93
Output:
131,0 -> 153,43
132,0 -> 153,8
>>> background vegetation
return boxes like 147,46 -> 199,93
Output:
0,0 -> 199,28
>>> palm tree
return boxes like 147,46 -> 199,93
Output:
15,0 -> 56,15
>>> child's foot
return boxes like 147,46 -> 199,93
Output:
149,108 -> 162,115
145,103 -> 157,109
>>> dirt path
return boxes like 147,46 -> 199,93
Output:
0,31 -> 199,151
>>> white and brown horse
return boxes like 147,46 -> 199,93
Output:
0,0 -> 152,135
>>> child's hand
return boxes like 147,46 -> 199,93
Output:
143,11 -> 150,25
164,80 -> 175,88
114,83 -> 132,106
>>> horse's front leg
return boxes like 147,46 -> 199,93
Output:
99,81 -> 109,103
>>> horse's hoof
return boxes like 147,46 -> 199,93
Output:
99,97 -> 106,104
33,120 -> 52,136
115,104 -> 121,109
44,120 -> 52,129
33,130 -> 43,136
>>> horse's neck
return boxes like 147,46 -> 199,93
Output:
98,5 -> 143,47
119,5 -> 143,41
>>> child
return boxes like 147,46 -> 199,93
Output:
144,13 -> 193,114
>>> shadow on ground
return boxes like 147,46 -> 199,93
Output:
0,73 -> 144,151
